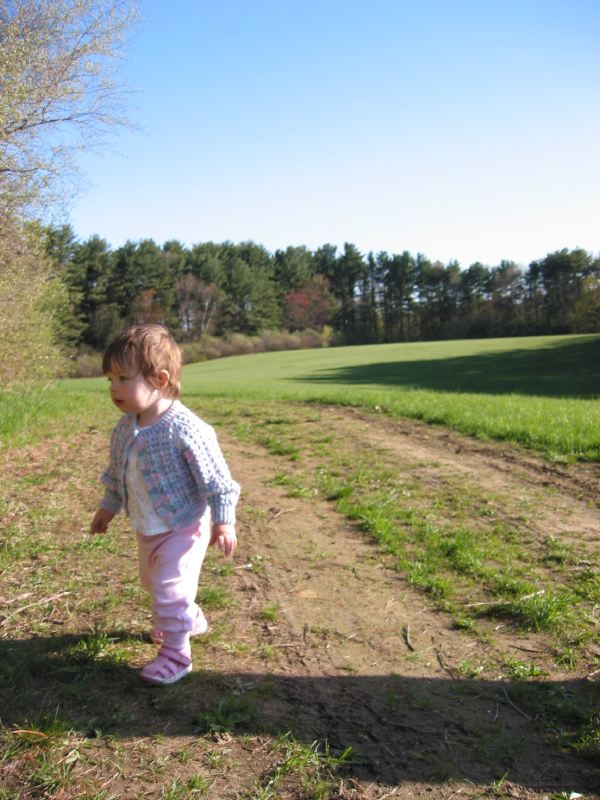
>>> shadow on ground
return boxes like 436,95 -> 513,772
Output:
295,336 -> 600,398
1,632 -> 598,791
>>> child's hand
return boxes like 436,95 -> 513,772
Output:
210,523 -> 237,556
90,508 -> 115,534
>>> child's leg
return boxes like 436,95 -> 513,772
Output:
138,511 -> 211,654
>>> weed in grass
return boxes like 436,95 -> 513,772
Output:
197,585 -> 235,610
489,572 -> 536,599
406,560 -> 453,600
233,422 -> 256,442
25,751 -> 73,794
84,704 -> 137,734
195,693 -> 255,735
64,629 -> 111,662
259,603 -> 280,623
243,504 -> 269,522
490,770 -> 510,792
341,496 -> 400,546
18,473 -> 51,487
244,734 -> 352,800
152,682 -> 192,713
245,553 -> 266,574
259,434 -> 300,460
554,627 -> 598,667
490,522 -> 521,544
497,590 -> 574,631
228,676 -> 257,696
456,659 -> 486,678
452,614 -> 476,631
206,748 -> 227,768
222,642 -> 251,657
7,710 -> 73,746
554,647 -> 580,669
569,713 -> 600,760
258,643 -> 277,660
0,524 -> 51,565
270,471 -> 293,487
542,535 -> 577,565
307,548 -> 333,562
78,532 -> 118,553
287,483 -> 316,499
245,786 -> 274,800
313,434 -> 333,444
438,529 -> 485,577
263,416 -> 293,426
0,716 -> 80,798
269,471 -> 314,498
506,679 -> 600,759
317,472 -> 353,503
149,752 -> 170,774
572,567 -> 600,603
95,589 -> 124,613
188,775 -> 210,792
503,658 -> 549,679
384,689 -> 402,707
161,776 -> 210,799
399,651 -> 422,664
176,746 -> 194,764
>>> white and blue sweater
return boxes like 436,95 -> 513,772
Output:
100,400 -> 240,529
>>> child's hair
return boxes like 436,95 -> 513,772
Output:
103,325 -> 182,399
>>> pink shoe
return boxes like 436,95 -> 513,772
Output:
150,610 -> 209,645
140,646 -> 192,685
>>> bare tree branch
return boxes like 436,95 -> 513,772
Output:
0,0 -> 138,217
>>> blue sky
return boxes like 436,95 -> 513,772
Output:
70,0 -> 600,267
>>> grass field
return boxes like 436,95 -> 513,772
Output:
1,333 -> 599,797
6,332 -> 599,461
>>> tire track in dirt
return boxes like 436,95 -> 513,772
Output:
217,408 -> 600,796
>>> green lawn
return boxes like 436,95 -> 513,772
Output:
184,333 -> 600,401
4,333 -> 600,460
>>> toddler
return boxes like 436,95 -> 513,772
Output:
90,324 -> 240,685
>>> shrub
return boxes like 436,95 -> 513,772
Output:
68,328 -> 333,377
0,222 -> 69,383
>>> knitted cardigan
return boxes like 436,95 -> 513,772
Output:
100,400 -> 240,528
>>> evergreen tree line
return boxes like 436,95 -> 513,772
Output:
45,225 -> 600,353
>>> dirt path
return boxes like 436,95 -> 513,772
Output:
214,406 -> 600,797
1,404 -> 599,799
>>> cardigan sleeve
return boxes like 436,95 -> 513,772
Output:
179,420 -> 240,525
99,422 -> 124,515
100,484 -> 122,515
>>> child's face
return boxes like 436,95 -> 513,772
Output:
105,368 -> 162,417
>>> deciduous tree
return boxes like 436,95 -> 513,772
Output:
283,274 -> 335,331
0,0 -> 137,220
0,0 -> 137,380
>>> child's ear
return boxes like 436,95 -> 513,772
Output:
155,369 -> 170,389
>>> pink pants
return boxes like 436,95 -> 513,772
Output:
137,511 -> 211,653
